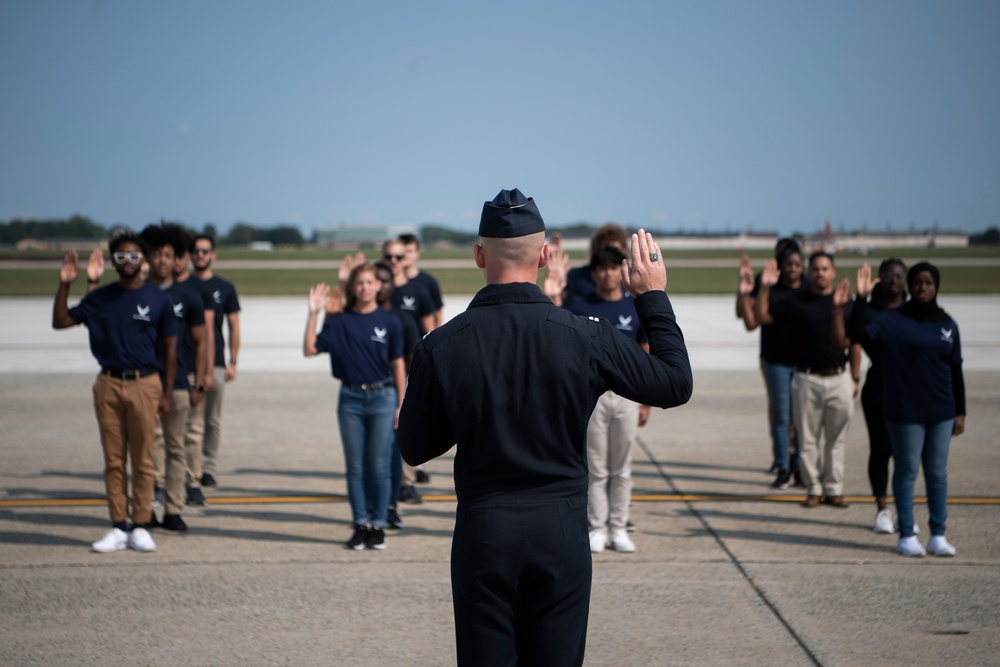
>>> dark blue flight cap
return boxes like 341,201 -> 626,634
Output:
478,188 -> 545,238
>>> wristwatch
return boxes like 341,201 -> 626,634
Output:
192,384 -> 206,393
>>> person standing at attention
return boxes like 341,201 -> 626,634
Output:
191,235 -> 240,488
52,229 -> 177,553
755,252 -> 861,508
304,264 -> 406,550
397,188 -> 693,667
565,244 -> 651,554
841,262 -> 965,557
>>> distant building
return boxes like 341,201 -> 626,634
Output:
313,224 -> 420,249
15,238 -> 106,251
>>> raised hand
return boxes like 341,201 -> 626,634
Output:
760,258 -> 780,288
737,255 -> 754,295
855,263 -> 880,299
833,278 -> 851,308
621,229 -> 666,297
338,251 -> 366,285
308,282 -> 331,314
325,285 -> 345,315
542,242 -> 569,302
59,250 -> 80,285
86,249 -> 105,283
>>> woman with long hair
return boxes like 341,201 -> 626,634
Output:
304,263 -> 406,550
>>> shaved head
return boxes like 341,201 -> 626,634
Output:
479,232 -> 545,265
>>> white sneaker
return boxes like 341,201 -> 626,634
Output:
610,529 -> 636,553
926,535 -> 957,557
873,509 -> 895,534
894,519 -> 920,534
129,527 -> 157,552
589,529 -> 607,554
91,528 -> 129,553
896,536 -> 926,557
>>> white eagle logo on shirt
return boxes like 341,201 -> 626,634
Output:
617,315 -> 634,331
371,327 -> 388,344
133,305 -> 152,322
940,328 -> 953,343
213,290 -> 223,304
173,303 -> 184,317
402,296 -> 417,311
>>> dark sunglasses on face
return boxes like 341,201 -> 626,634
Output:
113,252 -> 144,264
383,254 -> 405,262
193,248 -> 212,255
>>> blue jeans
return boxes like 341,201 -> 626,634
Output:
763,361 -> 800,474
337,385 -> 396,529
887,419 -> 953,539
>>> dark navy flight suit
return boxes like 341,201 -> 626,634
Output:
398,281 -> 692,667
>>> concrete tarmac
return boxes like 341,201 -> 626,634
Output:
1,295 -> 999,666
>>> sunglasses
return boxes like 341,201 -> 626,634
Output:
193,248 -> 212,255
113,252 -> 144,264
383,253 -> 405,262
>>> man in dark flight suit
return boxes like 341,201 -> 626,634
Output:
397,188 -> 693,667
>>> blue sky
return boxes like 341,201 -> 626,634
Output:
2,1 -> 998,236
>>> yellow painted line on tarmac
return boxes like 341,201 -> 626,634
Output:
2,494 -> 999,509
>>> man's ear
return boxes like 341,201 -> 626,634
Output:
538,243 -> 550,269
474,243 -> 486,269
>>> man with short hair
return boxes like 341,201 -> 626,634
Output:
382,238 -> 436,336
192,234 -> 241,487
52,229 -> 178,552
755,252 -> 861,508
142,224 -> 207,532
398,188 -> 693,666
398,233 -> 444,328
566,245 -> 650,554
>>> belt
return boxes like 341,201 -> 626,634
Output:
101,368 -> 158,380
345,377 -> 394,391
795,365 -> 845,377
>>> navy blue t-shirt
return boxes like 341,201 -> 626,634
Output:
566,292 -> 648,345
199,275 -> 241,367
314,308 -> 404,386
410,271 -> 444,311
865,310 -> 963,424
391,280 -> 435,335
68,282 -> 178,371
563,265 -> 596,307
164,281 -> 206,389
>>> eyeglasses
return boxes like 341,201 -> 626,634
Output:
383,253 -> 405,262
193,248 -> 212,255
113,252 -> 144,264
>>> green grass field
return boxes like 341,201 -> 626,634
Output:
4,264 -> 999,297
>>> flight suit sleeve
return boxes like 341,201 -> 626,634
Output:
599,291 -> 693,409
397,341 -> 455,466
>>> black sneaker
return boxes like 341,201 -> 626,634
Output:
345,524 -> 369,550
770,471 -> 791,490
398,484 -> 423,505
186,486 -> 207,506
200,473 -> 217,487
792,471 -> 806,489
387,506 -> 404,530
366,527 -> 386,550
415,469 -> 431,484
161,513 -> 188,532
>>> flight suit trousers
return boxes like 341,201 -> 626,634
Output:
451,496 -> 592,667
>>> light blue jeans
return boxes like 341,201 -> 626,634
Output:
886,419 -> 953,539
762,361 -> 800,474
337,385 -> 396,529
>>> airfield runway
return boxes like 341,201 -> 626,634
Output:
1,295 -> 999,665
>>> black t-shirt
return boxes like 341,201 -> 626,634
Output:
770,290 -> 851,371
750,274 -> 810,365
163,281 -> 206,389
409,271 -> 444,311
391,279 -> 435,335
198,275 -> 241,367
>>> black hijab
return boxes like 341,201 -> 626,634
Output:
899,262 -> 948,323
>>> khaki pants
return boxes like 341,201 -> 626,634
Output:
185,373 -> 205,488
792,371 -> 854,496
587,391 -> 638,532
201,367 -> 226,476
92,373 -> 162,525
153,390 -> 191,515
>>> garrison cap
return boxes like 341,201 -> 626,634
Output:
478,188 -> 545,238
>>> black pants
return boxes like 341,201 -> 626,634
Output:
862,380 -> 893,498
451,496 -> 591,667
